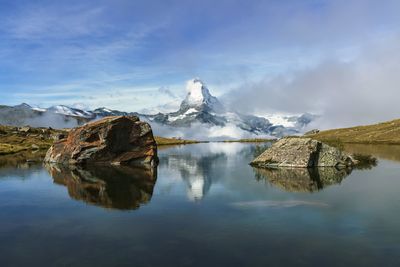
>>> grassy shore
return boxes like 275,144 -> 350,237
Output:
220,138 -> 276,143
0,125 -> 64,155
309,118 -> 400,145
154,136 -> 205,145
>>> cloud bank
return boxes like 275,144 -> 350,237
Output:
225,37 -> 400,129
149,121 -> 272,141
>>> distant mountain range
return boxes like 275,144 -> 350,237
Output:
0,79 -> 317,138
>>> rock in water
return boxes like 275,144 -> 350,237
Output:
44,116 -> 158,166
250,137 -> 354,168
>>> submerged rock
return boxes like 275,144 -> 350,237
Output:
44,116 -> 158,166
46,164 -> 157,210
250,137 -> 355,168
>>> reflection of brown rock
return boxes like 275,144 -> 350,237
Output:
253,167 -> 351,193
44,116 -> 158,166
46,164 -> 157,210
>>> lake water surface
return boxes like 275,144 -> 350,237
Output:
0,143 -> 400,266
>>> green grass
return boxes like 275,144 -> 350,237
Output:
220,138 -> 276,143
0,143 -> 27,155
0,125 -> 65,156
154,136 -> 205,145
310,118 -> 400,144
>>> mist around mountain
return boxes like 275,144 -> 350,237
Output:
0,79 -> 317,140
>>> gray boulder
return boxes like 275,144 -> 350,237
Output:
250,137 -> 354,168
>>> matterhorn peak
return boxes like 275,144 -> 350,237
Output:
185,78 -> 212,105
180,78 -> 224,112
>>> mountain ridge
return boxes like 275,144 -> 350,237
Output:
0,79 -> 316,138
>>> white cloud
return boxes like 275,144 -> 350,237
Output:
3,5 -> 106,39
225,36 -> 400,129
149,121 -> 272,141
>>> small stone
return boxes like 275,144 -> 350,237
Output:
31,144 -> 40,150
18,126 -> 31,133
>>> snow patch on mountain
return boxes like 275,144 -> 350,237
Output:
48,105 -> 94,118
262,114 -> 296,128
180,79 -> 224,113
185,78 -> 209,106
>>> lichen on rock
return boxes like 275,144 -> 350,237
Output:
250,137 -> 355,168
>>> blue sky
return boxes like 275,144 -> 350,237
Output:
0,0 -> 400,120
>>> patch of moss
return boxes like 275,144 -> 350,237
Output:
0,124 -> 66,156
0,143 -> 27,155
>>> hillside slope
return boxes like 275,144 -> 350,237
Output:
310,119 -> 400,144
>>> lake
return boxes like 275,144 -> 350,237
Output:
0,143 -> 399,266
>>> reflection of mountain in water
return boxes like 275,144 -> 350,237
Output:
46,164 -> 157,210
159,152 -> 227,201
253,167 -> 352,193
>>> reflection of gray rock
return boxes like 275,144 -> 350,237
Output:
46,164 -> 157,210
251,137 -> 355,168
253,167 -> 351,192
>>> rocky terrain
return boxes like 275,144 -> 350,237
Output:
44,116 -> 158,166
0,124 -> 67,156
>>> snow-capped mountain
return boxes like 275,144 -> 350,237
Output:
0,79 -> 317,137
144,79 -> 313,137
47,105 -> 95,119
180,78 -> 224,113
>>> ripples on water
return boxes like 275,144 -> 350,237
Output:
0,143 -> 400,266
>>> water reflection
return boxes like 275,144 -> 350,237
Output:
160,153 -> 226,200
344,144 -> 400,163
158,143 -> 252,201
253,167 -> 352,192
0,150 -> 45,169
46,164 -> 157,210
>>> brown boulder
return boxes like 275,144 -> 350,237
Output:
44,116 -> 158,166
